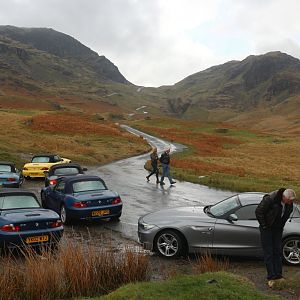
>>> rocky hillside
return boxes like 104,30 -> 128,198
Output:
0,26 -> 164,115
155,52 -> 300,128
0,25 -> 127,84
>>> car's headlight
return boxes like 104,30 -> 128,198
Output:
140,222 -> 156,231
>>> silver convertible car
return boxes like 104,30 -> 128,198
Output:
138,192 -> 300,265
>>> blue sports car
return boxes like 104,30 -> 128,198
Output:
0,189 -> 63,251
0,162 -> 24,188
41,175 -> 122,224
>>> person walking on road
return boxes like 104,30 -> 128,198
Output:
255,188 -> 296,288
146,147 -> 160,184
159,148 -> 176,186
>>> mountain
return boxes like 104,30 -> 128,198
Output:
0,25 -> 128,84
146,51 -> 300,132
0,25 -> 161,115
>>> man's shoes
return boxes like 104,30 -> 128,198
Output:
156,180 -> 160,184
146,176 -> 150,182
275,277 -> 286,283
267,280 -> 275,288
170,181 -> 176,184
160,182 -> 165,185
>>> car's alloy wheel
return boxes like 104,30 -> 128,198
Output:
156,230 -> 183,258
60,205 -> 68,224
282,236 -> 300,265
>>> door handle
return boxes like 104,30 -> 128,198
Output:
208,227 -> 213,231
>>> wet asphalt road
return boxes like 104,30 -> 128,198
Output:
22,125 -> 233,242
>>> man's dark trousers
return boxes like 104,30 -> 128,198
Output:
260,227 -> 283,280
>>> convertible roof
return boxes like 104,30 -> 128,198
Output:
0,188 -> 37,197
49,163 -> 82,171
238,192 -> 265,205
62,175 -> 102,184
32,154 -> 58,158
0,161 -> 16,167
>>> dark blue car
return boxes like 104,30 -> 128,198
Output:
0,189 -> 63,251
0,162 -> 24,188
41,175 -> 122,224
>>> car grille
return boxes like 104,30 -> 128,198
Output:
18,221 -> 55,231
87,198 -> 115,207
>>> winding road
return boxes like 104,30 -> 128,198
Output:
23,126 -> 233,243
89,125 -> 233,241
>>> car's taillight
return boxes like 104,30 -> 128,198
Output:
112,197 -> 122,204
7,178 -> 16,182
72,201 -> 87,208
49,179 -> 57,186
41,167 -> 49,171
50,220 -> 62,228
1,224 -> 21,232
23,167 -> 28,171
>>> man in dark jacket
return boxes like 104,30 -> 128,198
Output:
159,148 -> 176,186
255,188 -> 296,288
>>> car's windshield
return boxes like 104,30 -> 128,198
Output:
0,195 -> 40,210
210,195 -> 241,217
291,205 -> 300,218
31,156 -> 50,163
53,167 -> 80,176
72,180 -> 106,192
0,165 -> 13,172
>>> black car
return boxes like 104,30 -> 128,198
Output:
44,163 -> 87,187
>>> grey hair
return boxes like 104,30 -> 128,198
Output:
283,189 -> 297,200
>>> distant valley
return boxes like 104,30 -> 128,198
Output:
1,25 -> 300,133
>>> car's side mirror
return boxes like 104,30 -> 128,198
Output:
44,171 -> 49,175
228,214 -> 238,222
83,167 -> 88,171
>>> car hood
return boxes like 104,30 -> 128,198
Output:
72,190 -> 118,201
141,206 -> 209,224
0,208 -> 60,222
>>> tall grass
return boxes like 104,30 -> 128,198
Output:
192,252 -> 230,274
0,241 -> 149,300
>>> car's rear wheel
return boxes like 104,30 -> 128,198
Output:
155,230 -> 185,258
282,236 -> 300,265
60,205 -> 69,225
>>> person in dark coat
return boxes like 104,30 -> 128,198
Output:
146,147 -> 160,184
159,148 -> 176,185
255,188 -> 296,288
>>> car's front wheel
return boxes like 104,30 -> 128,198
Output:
155,230 -> 185,258
282,236 -> 300,265
60,205 -> 69,225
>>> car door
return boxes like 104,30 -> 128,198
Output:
213,204 -> 262,257
47,181 -> 66,213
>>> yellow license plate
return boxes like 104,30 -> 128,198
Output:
92,209 -> 110,217
25,235 -> 49,244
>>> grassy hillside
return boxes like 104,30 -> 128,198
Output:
133,117 -> 300,195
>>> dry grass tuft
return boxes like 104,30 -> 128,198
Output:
0,241 -> 149,300
192,252 -> 230,274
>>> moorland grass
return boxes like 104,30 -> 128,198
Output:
0,110 -> 150,168
135,118 -> 300,195
0,241 -> 150,300
95,272 -> 280,300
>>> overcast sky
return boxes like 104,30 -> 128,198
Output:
0,0 -> 300,87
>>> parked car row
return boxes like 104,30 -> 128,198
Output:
0,153 -> 122,253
